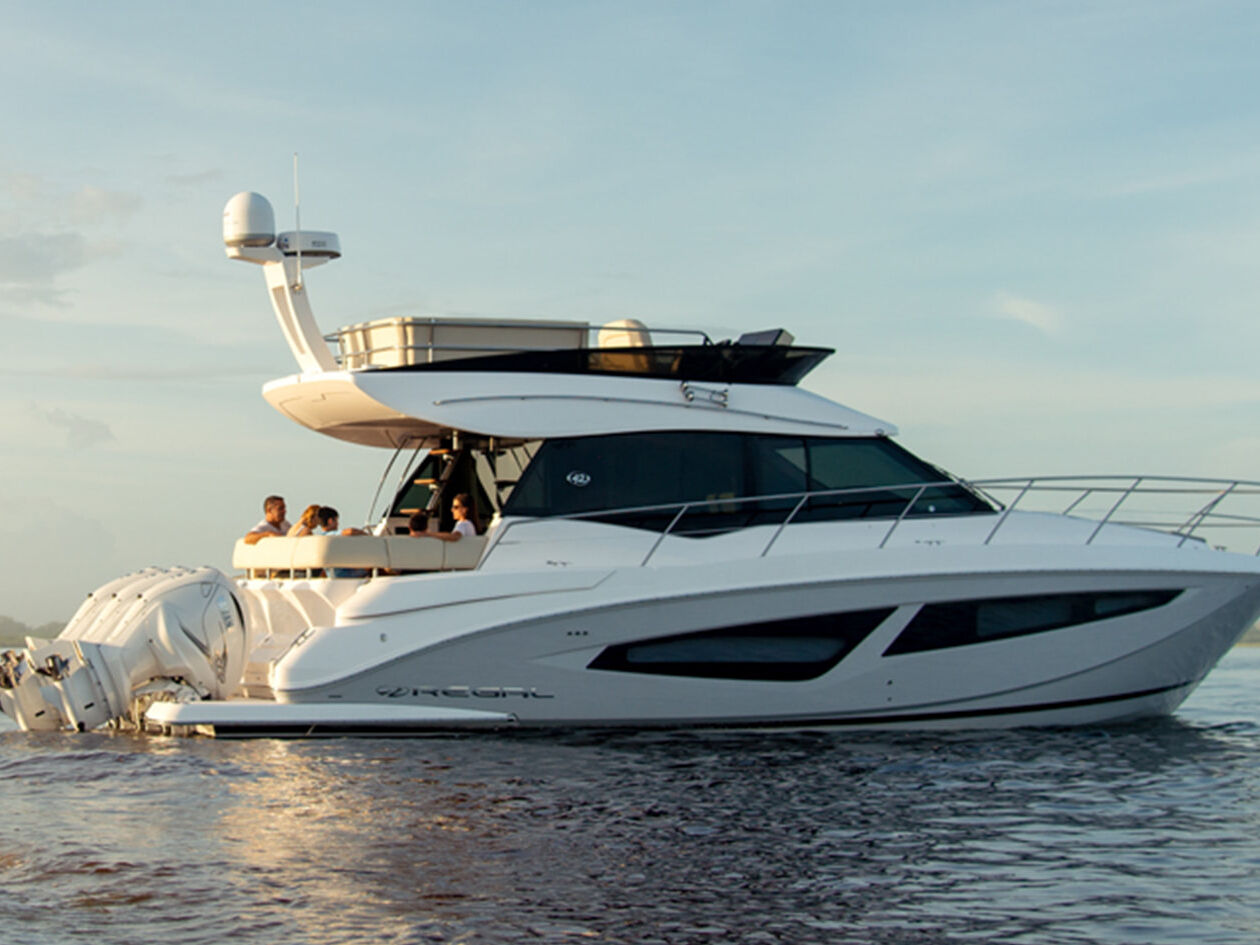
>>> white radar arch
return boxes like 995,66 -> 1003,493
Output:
223,191 -> 341,374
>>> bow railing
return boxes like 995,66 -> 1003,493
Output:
479,475 -> 1260,568
970,476 -> 1260,551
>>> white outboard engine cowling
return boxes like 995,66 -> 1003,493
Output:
0,567 -> 248,732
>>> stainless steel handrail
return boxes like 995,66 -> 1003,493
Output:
325,317 -> 717,369
1086,476 -> 1143,545
1177,482 -> 1239,547
482,480 -> 979,566
477,474 -> 1260,568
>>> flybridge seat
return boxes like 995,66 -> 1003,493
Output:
232,535 -> 487,578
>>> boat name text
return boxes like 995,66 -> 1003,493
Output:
376,685 -> 555,700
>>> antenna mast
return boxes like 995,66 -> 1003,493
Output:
292,152 -> 303,290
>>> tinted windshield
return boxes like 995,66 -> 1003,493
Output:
503,431 -> 991,531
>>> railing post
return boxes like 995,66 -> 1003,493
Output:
1062,489 -> 1093,516
760,494 -> 811,558
1179,481 -> 1238,548
1086,477 -> 1142,545
879,484 -> 930,549
984,479 -> 1034,545
642,505 -> 691,566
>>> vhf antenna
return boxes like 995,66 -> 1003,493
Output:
292,152 -> 303,290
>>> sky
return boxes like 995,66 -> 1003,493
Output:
3,1 -> 1260,624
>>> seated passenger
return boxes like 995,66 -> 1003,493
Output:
431,493 -> 479,542
288,504 -> 322,537
317,506 -> 367,536
244,495 -> 291,545
315,506 -> 368,579
378,511 -> 438,576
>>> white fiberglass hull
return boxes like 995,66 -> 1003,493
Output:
196,543 -> 1260,736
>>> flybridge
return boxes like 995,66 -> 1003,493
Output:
222,191 -> 881,448
222,191 -> 829,385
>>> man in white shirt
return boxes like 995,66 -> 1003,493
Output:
243,495 -> 291,545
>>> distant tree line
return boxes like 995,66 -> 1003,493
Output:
0,616 -> 65,646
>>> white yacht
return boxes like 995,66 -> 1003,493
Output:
4,192 -> 1260,737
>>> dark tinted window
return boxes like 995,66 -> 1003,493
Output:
589,608 -> 894,681
884,589 -> 1182,656
506,432 -> 746,532
804,439 -> 989,520
503,431 -> 990,530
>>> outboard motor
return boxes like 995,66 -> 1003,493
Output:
0,566 -> 248,732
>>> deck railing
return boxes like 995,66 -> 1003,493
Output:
325,317 -> 714,370
480,475 -> 1260,568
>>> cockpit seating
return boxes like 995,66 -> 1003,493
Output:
232,535 -> 488,578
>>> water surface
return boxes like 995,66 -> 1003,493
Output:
2,649 -> 1259,944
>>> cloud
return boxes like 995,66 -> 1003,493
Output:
831,358 -> 1260,424
2,174 -> 142,227
991,291 -> 1063,335
13,363 -> 276,381
0,311 -> 279,380
64,186 -> 142,226
32,406 -> 115,448
165,169 -> 223,187
0,232 -> 90,304
0,232 -> 88,283
0,231 -> 128,305
1106,149 -> 1260,198
5,172 -> 44,203
0,176 -> 140,304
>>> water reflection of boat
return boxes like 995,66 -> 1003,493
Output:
4,191 -> 1260,737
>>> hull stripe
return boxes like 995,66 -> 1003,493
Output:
697,680 -> 1196,729
198,680 -> 1195,737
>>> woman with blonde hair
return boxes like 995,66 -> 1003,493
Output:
287,504 -> 322,537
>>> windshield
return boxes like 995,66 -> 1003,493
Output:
503,431 -> 991,531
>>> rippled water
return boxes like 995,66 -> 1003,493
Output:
2,649 -> 1260,944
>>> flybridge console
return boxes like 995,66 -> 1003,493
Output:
222,191 -> 342,373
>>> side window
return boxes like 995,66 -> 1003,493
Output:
749,436 -> 808,496
503,431 -> 992,529
884,590 -> 1182,655
488,441 -> 541,507
804,439 -> 989,520
505,432 -> 747,529
808,439 -> 926,491
745,436 -> 808,523
588,607 -> 894,681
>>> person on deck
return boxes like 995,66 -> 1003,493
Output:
243,495 -> 290,545
287,504 -> 322,537
315,506 -> 367,578
316,506 -> 366,536
431,493 -> 478,542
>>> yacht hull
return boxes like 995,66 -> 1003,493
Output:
254,548 -> 1260,734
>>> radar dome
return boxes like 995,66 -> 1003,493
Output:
222,192 -> 275,248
